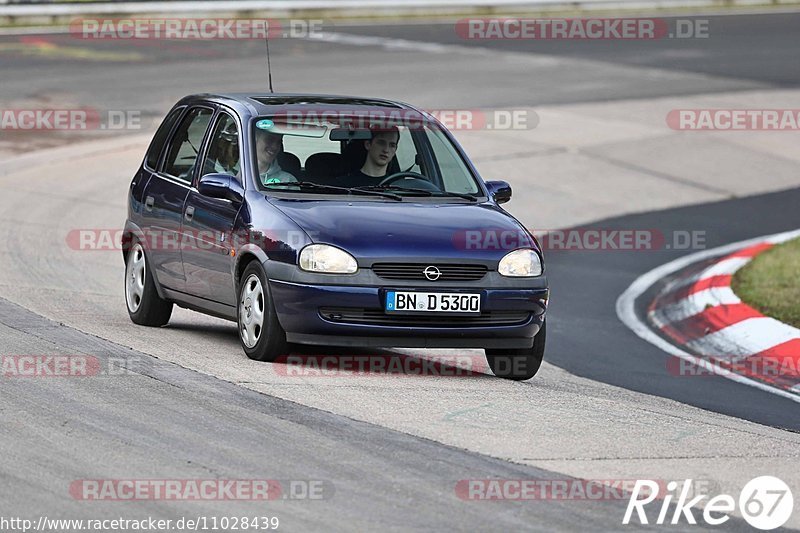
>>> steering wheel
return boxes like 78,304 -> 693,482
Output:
379,172 -> 438,191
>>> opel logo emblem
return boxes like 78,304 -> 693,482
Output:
423,266 -> 441,281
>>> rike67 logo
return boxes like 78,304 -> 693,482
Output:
624,476 -> 793,530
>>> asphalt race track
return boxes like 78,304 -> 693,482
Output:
549,188 -> 800,428
1,12 -> 799,531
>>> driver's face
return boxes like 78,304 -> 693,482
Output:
256,133 -> 282,169
366,132 -> 398,168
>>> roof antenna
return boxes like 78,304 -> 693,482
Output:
264,20 -> 274,93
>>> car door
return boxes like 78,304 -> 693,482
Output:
141,106 -> 214,292
131,105 -> 184,235
180,109 -> 243,306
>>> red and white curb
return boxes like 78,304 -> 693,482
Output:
617,229 -> 800,402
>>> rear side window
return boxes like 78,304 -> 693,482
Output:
145,107 -> 184,170
162,107 -> 213,182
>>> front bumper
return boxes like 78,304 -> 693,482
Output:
269,278 -> 548,349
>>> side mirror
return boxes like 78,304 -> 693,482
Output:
485,180 -> 512,204
198,173 -> 243,203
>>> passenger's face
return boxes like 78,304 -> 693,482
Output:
222,142 -> 237,162
256,133 -> 282,169
366,132 -> 398,167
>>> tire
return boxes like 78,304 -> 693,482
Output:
485,320 -> 546,381
237,261 -> 287,362
124,239 -> 173,327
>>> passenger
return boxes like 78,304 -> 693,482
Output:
211,125 -> 240,176
255,129 -> 297,185
338,125 -> 399,188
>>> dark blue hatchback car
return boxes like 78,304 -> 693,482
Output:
124,93 -> 548,379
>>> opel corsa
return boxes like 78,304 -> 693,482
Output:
123,94 -> 548,379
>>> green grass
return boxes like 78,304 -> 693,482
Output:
732,236 -> 800,328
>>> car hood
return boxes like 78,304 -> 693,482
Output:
268,198 -> 538,263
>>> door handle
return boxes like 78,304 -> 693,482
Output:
144,196 -> 154,211
184,206 -> 195,222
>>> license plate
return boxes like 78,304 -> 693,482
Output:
385,291 -> 481,314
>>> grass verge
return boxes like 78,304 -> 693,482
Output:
732,236 -> 800,328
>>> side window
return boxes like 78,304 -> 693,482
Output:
145,107 -> 183,170
427,129 -> 479,194
395,127 -> 421,174
204,113 -> 241,181
162,107 -> 213,182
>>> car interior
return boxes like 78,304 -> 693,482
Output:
275,131 -> 420,188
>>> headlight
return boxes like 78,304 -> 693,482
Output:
498,249 -> 542,277
299,244 -> 358,274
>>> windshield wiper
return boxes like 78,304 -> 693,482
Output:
354,185 -> 478,202
264,181 -> 402,201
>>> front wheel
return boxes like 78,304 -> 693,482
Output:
485,320 -> 546,380
238,261 -> 287,362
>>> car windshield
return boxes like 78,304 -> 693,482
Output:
251,109 -> 482,200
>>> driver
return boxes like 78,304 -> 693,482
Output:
338,125 -> 399,188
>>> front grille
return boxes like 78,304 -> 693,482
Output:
319,307 -> 530,327
372,263 -> 488,281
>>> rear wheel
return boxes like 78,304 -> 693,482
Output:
238,261 -> 287,362
124,240 -> 172,326
486,320 -> 546,380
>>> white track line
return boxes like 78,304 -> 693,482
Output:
616,228 -> 800,403
700,256 -> 752,277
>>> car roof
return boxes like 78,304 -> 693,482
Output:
176,93 -> 419,119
